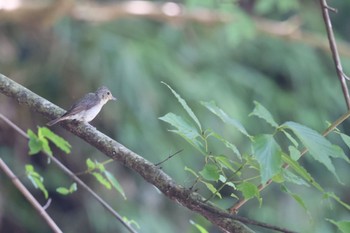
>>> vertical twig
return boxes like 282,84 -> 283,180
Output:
0,159 -> 63,233
319,0 -> 350,109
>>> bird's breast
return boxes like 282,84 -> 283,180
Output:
82,102 -> 104,122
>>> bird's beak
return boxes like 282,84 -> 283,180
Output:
111,96 -> 117,101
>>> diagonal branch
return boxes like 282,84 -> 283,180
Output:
319,0 -> 350,109
0,74 -> 297,233
0,158 -> 63,233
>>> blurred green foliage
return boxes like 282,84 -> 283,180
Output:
1,0 -> 350,232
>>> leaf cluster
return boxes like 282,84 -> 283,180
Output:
160,83 -> 350,232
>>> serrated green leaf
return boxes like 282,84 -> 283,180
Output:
56,187 -> 70,195
209,131 -> 241,160
289,146 -> 301,161
104,170 -> 126,199
236,182 -> 260,201
215,155 -> 237,173
27,130 -> 42,155
25,165 -> 48,199
282,129 -> 299,147
249,101 -> 278,128
326,219 -> 350,233
282,169 -> 309,186
252,134 -> 282,184
199,164 -> 220,181
340,133 -> 350,151
202,181 -> 222,198
282,121 -> 347,183
159,113 -> 203,152
189,220 -> 209,233
282,154 -> 323,192
201,101 -> 251,138
281,185 -> 308,212
92,172 -> 111,189
86,158 -> 96,170
39,127 -> 71,154
162,82 -> 202,131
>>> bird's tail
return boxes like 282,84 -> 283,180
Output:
47,117 -> 64,126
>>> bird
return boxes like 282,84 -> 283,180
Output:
47,86 -> 116,126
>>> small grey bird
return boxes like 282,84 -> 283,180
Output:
47,86 -> 116,126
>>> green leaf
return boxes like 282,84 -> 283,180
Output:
288,146 -> 301,161
40,137 -> 52,156
209,131 -> 241,160
236,182 -> 260,202
39,127 -> 71,154
69,183 -> 77,192
190,220 -> 209,233
201,101 -> 251,138
185,166 -> 199,178
281,185 -> 309,212
25,165 -> 48,199
282,154 -> 323,192
92,172 -> 111,189
282,121 -> 347,183
324,192 -> 350,211
159,113 -> 203,152
104,170 -> 126,199
95,161 -> 106,172
122,217 -> 141,229
340,132 -> 350,149
162,82 -> 202,131
338,133 -> 350,163
199,164 -> 220,181
326,219 -> 350,233
219,175 -> 236,189
215,155 -> 237,173
282,129 -> 299,147
252,134 -> 282,184
282,169 -> 309,186
27,130 -> 42,155
249,101 -> 278,128
86,158 -> 96,170
201,181 -> 222,198
56,187 -> 70,195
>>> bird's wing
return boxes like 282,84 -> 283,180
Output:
61,93 -> 99,117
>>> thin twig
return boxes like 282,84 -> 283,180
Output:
319,0 -> 350,109
0,113 -> 138,233
0,159 -> 63,233
154,149 -> 183,166
199,203 -> 299,233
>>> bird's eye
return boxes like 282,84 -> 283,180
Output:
107,92 -> 110,95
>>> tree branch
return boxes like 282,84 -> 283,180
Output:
319,0 -> 350,109
0,158 -> 63,233
0,74 -> 298,232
